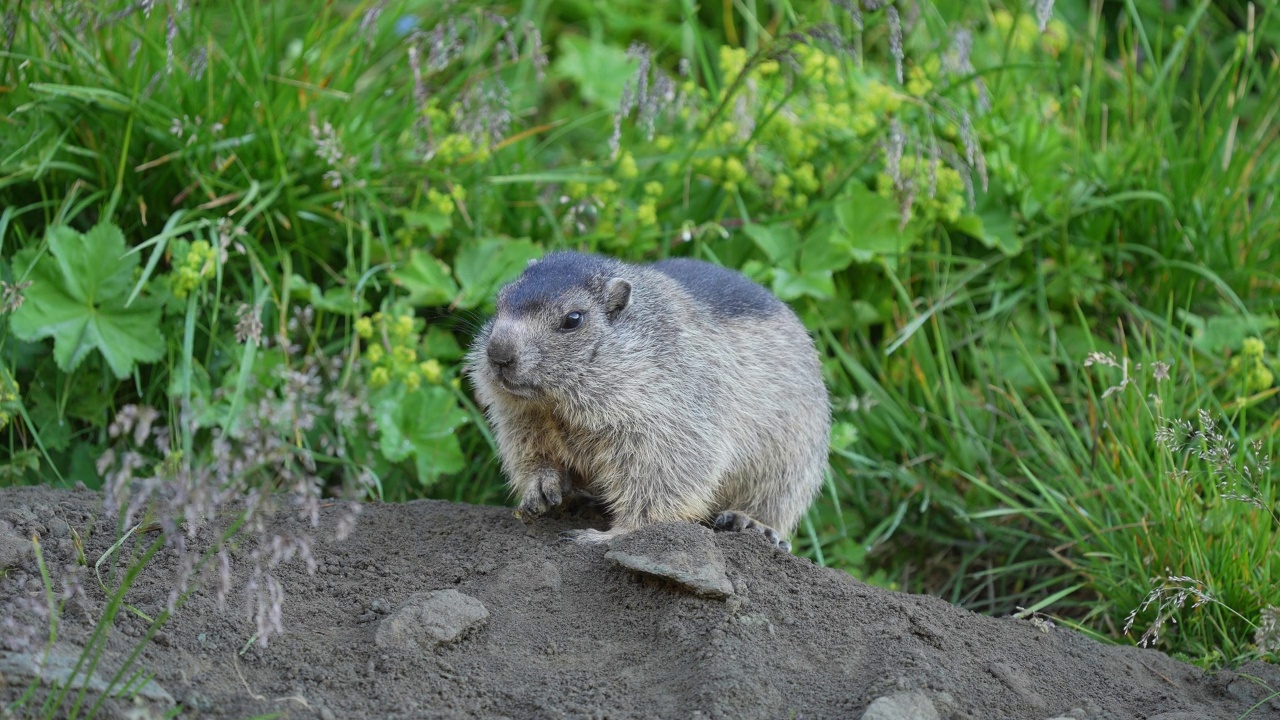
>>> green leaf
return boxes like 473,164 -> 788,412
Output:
454,238 -> 541,310
743,223 -> 799,265
553,36 -> 637,109
424,326 -> 465,361
288,275 -> 369,314
833,184 -> 912,262
953,207 -> 1023,256
1183,311 -> 1280,354
772,266 -> 835,301
392,250 -> 459,307
374,385 -> 468,486
10,223 -> 164,379
397,209 -> 453,237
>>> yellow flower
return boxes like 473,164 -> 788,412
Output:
393,313 -> 415,341
355,316 -> 373,339
617,151 -> 639,180
863,80 -> 903,114
851,110 -> 878,136
718,46 -> 749,81
427,188 -> 455,216
370,366 -> 390,388
724,157 -> 747,184
404,371 -> 422,391
393,345 -> 418,364
644,181 -> 664,197
420,359 -> 443,384
435,133 -> 474,163
906,65 -> 933,97
793,163 -> 819,194
366,343 -> 385,364
1243,337 -> 1266,357
637,201 -> 658,227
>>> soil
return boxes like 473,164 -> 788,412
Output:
1,485 -> 1277,720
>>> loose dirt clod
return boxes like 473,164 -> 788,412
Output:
1,486 -> 1277,720
375,589 -> 490,652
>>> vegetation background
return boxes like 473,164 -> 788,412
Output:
1,0 -> 1278,675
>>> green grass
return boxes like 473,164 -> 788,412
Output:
1,0 -> 1278,678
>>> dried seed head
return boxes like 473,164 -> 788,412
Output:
524,21 -> 547,82
883,119 -> 905,190
834,0 -> 863,31
165,10 -> 178,75
943,28 -> 974,76
1,280 -> 31,314
455,81 -> 512,146
236,303 -> 264,345
1034,0 -> 1055,32
886,6 -> 904,84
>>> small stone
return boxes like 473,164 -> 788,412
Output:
0,644 -> 174,705
375,590 -> 489,652
860,691 -> 939,720
0,532 -> 33,570
604,522 -> 734,599
49,518 -> 70,538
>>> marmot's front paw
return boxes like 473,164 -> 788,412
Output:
713,511 -> 791,553
516,468 -> 566,519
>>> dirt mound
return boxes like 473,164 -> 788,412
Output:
1,486 -> 1276,719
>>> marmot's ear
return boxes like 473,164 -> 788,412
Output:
604,277 -> 631,320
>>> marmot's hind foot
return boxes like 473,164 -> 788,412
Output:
713,511 -> 791,553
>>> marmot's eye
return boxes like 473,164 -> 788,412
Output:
560,311 -> 583,331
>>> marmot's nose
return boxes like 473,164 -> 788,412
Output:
487,339 -> 517,370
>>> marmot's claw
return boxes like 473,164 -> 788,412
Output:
714,510 -> 791,552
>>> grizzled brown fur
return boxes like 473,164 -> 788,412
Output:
466,252 -> 830,551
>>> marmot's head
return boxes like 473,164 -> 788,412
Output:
472,253 -> 631,401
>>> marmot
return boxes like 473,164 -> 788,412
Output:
466,251 -> 830,551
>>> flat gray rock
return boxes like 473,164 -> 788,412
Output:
860,691 -> 939,720
0,643 -> 174,704
605,522 -> 734,599
375,589 -> 489,652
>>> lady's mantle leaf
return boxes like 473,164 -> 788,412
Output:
10,223 -> 164,379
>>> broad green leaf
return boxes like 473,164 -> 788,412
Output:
424,326 -> 466,361
743,223 -> 799,265
288,276 -> 369,314
10,223 -> 164,379
454,238 -> 541,310
1184,311 -> 1280,354
374,385 -> 468,486
553,36 -> 637,108
834,184 -> 912,262
772,266 -> 835,301
392,250 -> 459,307
399,208 -> 460,237
953,208 -> 1023,256
800,224 -> 855,274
